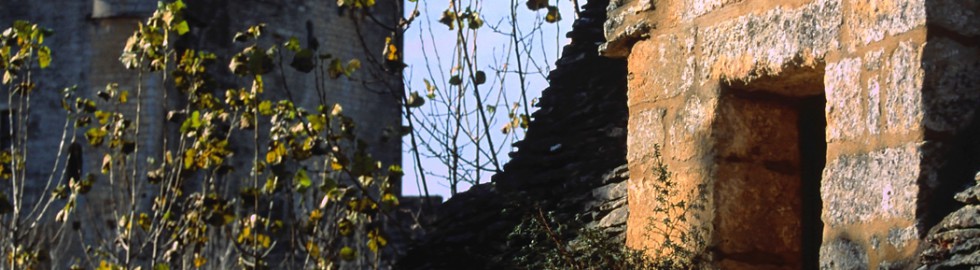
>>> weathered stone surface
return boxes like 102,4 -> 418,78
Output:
822,144 -> 921,225
843,0 -> 925,47
883,41 -> 925,134
627,108 -> 666,162
820,239 -> 870,270
825,57 -> 864,141
593,181 -> 627,201
697,0 -> 840,82
921,172 -> 980,269
626,29 -> 697,105
926,0 -> 980,38
680,0 -> 741,21
708,89 -> 832,269
921,37 -> 980,133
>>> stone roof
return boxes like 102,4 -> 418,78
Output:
396,0 -> 629,268
920,171 -> 980,269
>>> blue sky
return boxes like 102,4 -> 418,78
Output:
400,1 -> 576,200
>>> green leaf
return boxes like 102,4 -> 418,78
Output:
345,59 -> 361,76
174,20 -> 189,35
85,127 -> 108,146
474,70 -> 486,85
95,110 -> 111,125
328,59 -> 343,79
439,9 -> 456,30
308,114 -> 326,132
172,0 -> 186,11
339,246 -> 356,261
526,0 -> 548,10
289,49 -> 315,73
406,91 -> 424,108
423,79 -> 436,99
294,168 -> 312,192
258,100 -> 273,116
468,13 -> 484,29
37,46 -> 51,68
180,110 -> 202,133
448,75 -> 462,85
338,219 -> 353,236
367,229 -> 388,253
284,37 -> 301,52
247,48 -> 273,75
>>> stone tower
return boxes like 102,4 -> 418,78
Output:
1,0 -> 402,267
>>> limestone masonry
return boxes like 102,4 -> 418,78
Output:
604,0 -> 979,268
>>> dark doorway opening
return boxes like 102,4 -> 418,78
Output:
798,95 -> 826,269
712,65 -> 825,269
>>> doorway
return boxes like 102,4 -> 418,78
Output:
712,65 -> 825,269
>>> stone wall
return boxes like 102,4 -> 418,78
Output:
605,0 -> 979,268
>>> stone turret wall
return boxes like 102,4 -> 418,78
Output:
0,0 -> 402,267
605,0 -> 979,269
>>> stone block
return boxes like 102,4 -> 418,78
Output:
821,143 -> 921,225
819,238 -> 869,270
593,182 -> 628,202
883,41 -> 925,135
825,57 -> 864,141
627,29 -> 697,104
843,0 -> 925,47
598,206 -> 628,228
697,0 -> 841,82
714,163 -> 803,259
925,0 -> 980,38
681,0 -> 742,21
921,37 -> 980,133
866,75 -> 881,135
713,94 -> 799,162
627,107 -> 667,162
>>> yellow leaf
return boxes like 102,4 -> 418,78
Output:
265,142 -> 287,165
38,46 -> 51,69
118,91 -> 128,103
309,209 -> 323,221
338,218 -> 353,236
258,233 -> 271,248
193,254 -> 206,268
306,241 -> 321,258
184,149 -> 195,169
546,6 -> 562,23
384,37 -> 398,61
138,213 -> 151,231
339,246 -> 356,261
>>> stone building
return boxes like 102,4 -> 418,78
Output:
1,0 -> 405,267
605,0 -> 979,268
403,0 -> 979,269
